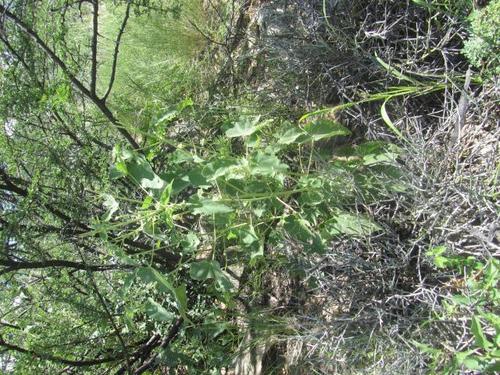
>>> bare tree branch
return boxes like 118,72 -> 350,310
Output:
0,335 -> 127,367
0,4 -> 140,149
0,259 -> 129,276
133,318 -> 183,375
90,0 -> 98,95
103,0 -> 132,102
86,268 -> 132,374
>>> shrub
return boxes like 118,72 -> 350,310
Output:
463,0 -> 500,76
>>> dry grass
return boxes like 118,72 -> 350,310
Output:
217,0 -> 499,373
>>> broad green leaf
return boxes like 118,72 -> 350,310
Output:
145,298 -> 175,322
183,168 -> 210,188
249,241 -> 264,260
191,198 -> 233,215
238,225 -> 263,260
246,132 -> 260,148
129,159 -> 166,190
455,351 -> 482,370
277,127 -> 305,145
239,225 -> 259,246
284,215 -> 325,253
137,267 -> 188,319
189,260 -> 234,292
173,284 -> 188,319
471,316 -> 493,349
109,162 -> 127,179
354,141 -> 401,165
119,151 -> 166,191
250,151 -> 288,178
202,158 -> 242,181
164,168 -> 210,195
321,212 -> 382,237
181,232 -> 200,253
170,149 -> 196,164
462,356 -> 482,371
303,120 -> 351,142
190,260 -> 217,280
225,116 -> 262,138
137,267 -> 173,294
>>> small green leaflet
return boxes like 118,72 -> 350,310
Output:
425,246 -> 449,269
160,181 -> 174,206
141,196 -> 154,210
238,225 -> 263,260
102,194 -> 119,221
303,120 -> 351,142
189,260 -> 234,292
225,116 -> 263,138
191,198 -> 233,215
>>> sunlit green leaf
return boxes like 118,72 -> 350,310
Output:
250,151 -> 288,178
145,298 -> 175,322
471,316 -> 493,349
191,198 -> 233,215
189,260 -> 234,292
181,232 -> 200,253
303,119 -> 351,142
102,194 -> 119,221
160,180 -> 174,206
277,127 -> 305,145
284,215 -> 325,253
321,212 -> 382,237
225,116 -> 262,138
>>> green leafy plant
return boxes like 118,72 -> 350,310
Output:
419,248 -> 500,373
463,0 -> 500,76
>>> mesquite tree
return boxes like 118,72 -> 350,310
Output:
0,1 -> 183,373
